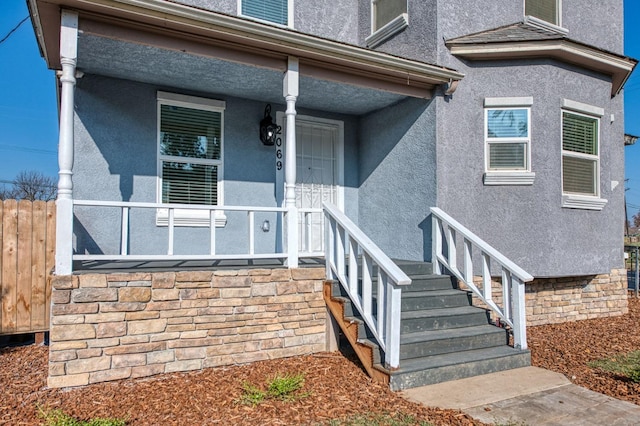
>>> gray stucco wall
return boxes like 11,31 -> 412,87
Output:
358,97 -> 437,262
72,74 -> 359,257
434,59 -> 625,277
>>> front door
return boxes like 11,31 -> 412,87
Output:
295,117 -> 342,254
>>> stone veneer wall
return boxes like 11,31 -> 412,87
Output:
48,268 -> 327,388
462,269 -> 629,326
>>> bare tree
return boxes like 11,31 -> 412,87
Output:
0,171 -> 57,201
634,211 -> 640,229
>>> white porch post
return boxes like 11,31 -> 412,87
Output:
55,11 -> 78,275
284,57 -> 299,268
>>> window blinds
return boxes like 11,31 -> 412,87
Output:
242,0 -> 288,25
562,112 -> 598,196
562,112 -> 597,155
525,0 -> 558,25
374,0 -> 407,31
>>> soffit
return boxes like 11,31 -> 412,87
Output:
446,22 -> 636,96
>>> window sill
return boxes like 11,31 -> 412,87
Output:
365,13 -> 409,48
524,15 -> 568,35
156,209 -> 227,227
483,172 -> 535,186
562,195 -> 608,211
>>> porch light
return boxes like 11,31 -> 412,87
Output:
259,104 -> 281,146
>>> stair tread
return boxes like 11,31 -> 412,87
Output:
401,289 -> 467,298
401,305 -> 485,320
400,324 -> 505,343
391,346 -> 529,374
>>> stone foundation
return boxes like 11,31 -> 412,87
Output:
48,268 -> 327,388
461,268 -> 628,326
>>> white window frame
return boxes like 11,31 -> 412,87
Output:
483,97 -> 535,186
156,91 -> 227,227
524,0 -> 568,34
238,0 -> 294,29
365,0 -> 408,48
561,99 -> 607,210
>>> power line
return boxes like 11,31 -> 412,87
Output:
0,16 -> 29,46
0,144 -> 56,155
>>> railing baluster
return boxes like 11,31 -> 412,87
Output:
511,276 -> 527,349
120,206 -> 129,255
305,211 -> 312,253
432,216 -> 442,275
348,236 -> 358,297
463,238 -> 472,284
502,267 -> 512,321
362,252 -> 373,320
447,225 -> 457,274
336,225 -> 346,281
248,211 -> 255,255
167,208 -> 175,256
210,210 -> 216,255
482,252 -> 492,303
376,267 -> 386,344
385,272 -> 402,369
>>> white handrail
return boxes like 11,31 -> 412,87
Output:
323,202 -> 410,369
430,207 -> 533,350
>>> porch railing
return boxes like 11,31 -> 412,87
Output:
431,207 -> 533,349
323,202 -> 411,369
72,200 -> 321,262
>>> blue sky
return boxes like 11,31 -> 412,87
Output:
1,0 -> 640,217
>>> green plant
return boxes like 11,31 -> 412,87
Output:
267,373 -> 305,400
589,350 -> 640,383
39,408 -> 126,426
237,373 -> 308,405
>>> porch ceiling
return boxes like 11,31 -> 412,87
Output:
77,33 -> 406,115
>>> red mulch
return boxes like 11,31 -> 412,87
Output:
0,346 -> 482,425
529,294 -> 640,405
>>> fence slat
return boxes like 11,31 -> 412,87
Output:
2,200 -> 18,333
45,201 -> 56,330
31,201 -> 47,330
16,201 -> 33,331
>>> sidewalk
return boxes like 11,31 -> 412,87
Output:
401,367 -> 640,425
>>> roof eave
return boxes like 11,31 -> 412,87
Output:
447,39 -> 636,96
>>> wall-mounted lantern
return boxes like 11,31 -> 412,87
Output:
259,104 -> 281,146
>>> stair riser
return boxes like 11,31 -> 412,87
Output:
389,352 -> 531,391
403,277 -> 455,292
401,312 -> 489,333
401,293 -> 471,311
400,332 -> 508,359
396,262 -> 433,276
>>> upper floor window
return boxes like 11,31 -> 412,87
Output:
483,97 -> 535,186
240,0 -> 291,27
525,0 -> 560,26
561,99 -> 607,210
366,0 -> 408,48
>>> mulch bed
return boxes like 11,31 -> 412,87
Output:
0,346 -> 481,425
3,296 -> 640,425
529,294 -> 640,405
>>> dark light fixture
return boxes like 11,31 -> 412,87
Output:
259,104 -> 281,146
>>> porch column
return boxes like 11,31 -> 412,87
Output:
284,57 -> 299,268
55,11 -> 78,275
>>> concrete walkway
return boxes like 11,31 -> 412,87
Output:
401,367 -> 640,425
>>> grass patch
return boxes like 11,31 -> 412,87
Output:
238,373 -> 309,405
39,408 -> 126,426
589,350 -> 640,382
320,412 -> 432,426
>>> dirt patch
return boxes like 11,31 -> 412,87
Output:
529,294 -> 640,405
0,346 -> 481,425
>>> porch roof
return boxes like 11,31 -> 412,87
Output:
29,0 -> 464,114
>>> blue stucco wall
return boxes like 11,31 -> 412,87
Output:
358,97 -> 437,262
72,74 -> 359,257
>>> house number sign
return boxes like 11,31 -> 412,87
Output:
275,136 -> 283,170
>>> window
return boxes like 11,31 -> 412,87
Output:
561,99 -> 607,210
483,97 -> 535,185
240,0 -> 291,27
365,0 -> 408,48
157,92 -> 226,226
525,0 -> 560,26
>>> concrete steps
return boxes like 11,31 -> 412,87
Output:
324,260 -> 530,391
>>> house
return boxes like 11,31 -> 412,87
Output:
27,0 -> 636,390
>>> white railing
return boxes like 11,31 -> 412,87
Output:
298,208 -> 324,257
431,207 -> 533,349
73,200 -> 295,261
324,202 -> 411,369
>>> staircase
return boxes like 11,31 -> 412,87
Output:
324,260 -> 531,391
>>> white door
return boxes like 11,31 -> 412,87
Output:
295,119 -> 341,254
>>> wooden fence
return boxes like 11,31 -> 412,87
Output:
0,200 -> 56,336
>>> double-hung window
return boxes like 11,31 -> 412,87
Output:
239,0 -> 292,27
157,92 -> 226,226
561,99 -> 607,210
366,0 -> 408,48
525,0 -> 560,26
483,97 -> 535,185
